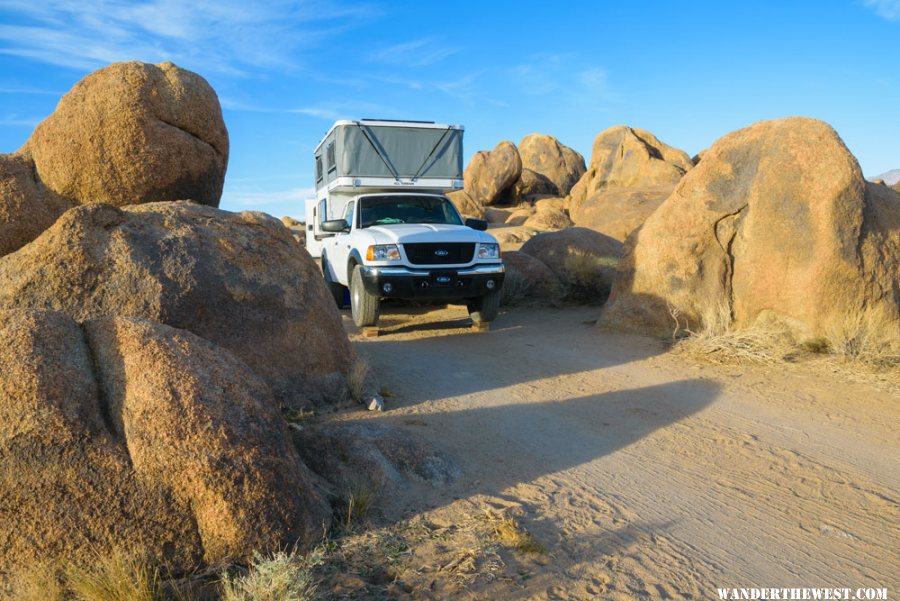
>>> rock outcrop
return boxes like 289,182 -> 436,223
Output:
0,201 -> 353,408
0,309 -> 329,583
501,250 -> 563,304
569,185 -> 673,242
447,190 -> 486,219
568,126 -> 693,205
517,134 -> 586,197
601,117 -> 900,343
521,227 -> 623,302
567,126 -> 692,240
22,61 -> 228,208
463,141 -> 522,206
0,154 -> 73,256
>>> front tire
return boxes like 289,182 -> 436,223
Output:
350,265 -> 380,327
321,255 -> 346,309
467,289 -> 500,323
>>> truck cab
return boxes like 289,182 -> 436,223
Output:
306,120 -> 504,327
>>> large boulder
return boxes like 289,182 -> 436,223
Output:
523,203 -> 573,231
447,189 -> 485,219
500,250 -> 563,304
463,141 -> 522,205
893,180 -> 900,194
568,125 -> 692,210
570,185 -> 674,242
22,61 -> 228,207
510,168 -> 559,203
0,154 -> 73,256
517,134 -> 586,197
0,309 -> 329,586
601,117 -> 900,342
0,201 -> 353,408
521,227 -> 623,302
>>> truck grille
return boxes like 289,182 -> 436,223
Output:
403,243 -> 475,265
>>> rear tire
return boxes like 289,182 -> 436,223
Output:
350,265 -> 380,327
467,289 -> 500,323
322,255 -> 346,309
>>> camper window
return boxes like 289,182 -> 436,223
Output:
326,142 -> 336,173
315,156 -> 323,183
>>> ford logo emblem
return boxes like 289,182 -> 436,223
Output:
434,249 -> 449,257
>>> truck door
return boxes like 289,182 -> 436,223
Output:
327,199 -> 355,286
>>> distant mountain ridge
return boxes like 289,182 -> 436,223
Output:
872,168 -> 900,185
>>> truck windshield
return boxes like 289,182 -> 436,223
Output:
358,195 -> 464,228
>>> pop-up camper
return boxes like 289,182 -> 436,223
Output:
305,119 -> 504,328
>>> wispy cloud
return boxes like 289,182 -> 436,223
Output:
0,113 -> 42,127
366,38 -> 458,67
863,0 -> 900,20
0,0 -> 379,75
0,85 -> 61,95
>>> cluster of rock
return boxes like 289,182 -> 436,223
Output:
460,119 -> 899,347
448,134 -> 585,234
601,117 -> 900,343
0,61 -> 383,592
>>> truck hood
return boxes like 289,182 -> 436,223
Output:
364,224 -> 497,245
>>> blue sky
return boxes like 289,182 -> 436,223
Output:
1,0 -> 899,219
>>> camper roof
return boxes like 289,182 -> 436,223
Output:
315,119 -> 464,153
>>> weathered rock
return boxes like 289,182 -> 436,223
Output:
505,205 -> 535,226
533,196 -> 567,213
0,154 -> 73,256
518,134 -> 586,197
491,226 -> 537,249
523,204 -> 573,231
509,168 -> 559,203
521,227 -> 623,302
484,206 -> 513,224
0,201 -> 352,408
463,141 -> 522,205
447,189 -> 485,219
601,117 -> 900,342
568,126 -> 692,210
0,309 -> 329,585
281,215 -> 307,246
893,180 -> 900,194
292,423 -> 461,493
570,185 -> 673,241
501,250 -> 564,304
23,61 -> 228,207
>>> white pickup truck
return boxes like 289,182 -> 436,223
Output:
306,120 -> 504,328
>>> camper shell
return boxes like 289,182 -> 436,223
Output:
305,119 -> 504,328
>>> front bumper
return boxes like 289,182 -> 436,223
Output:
359,264 -> 505,301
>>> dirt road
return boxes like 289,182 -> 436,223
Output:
341,305 -> 899,600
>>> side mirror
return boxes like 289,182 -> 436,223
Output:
465,218 -> 488,231
321,219 -> 350,233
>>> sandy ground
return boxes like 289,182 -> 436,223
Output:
334,303 -> 898,600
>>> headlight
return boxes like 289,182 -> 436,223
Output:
366,244 -> 401,261
477,243 -> 500,259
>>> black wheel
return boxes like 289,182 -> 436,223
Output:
350,265 -> 380,327
468,289 -> 500,323
322,255 -> 346,309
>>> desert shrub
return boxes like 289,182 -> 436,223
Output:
220,549 -> 323,601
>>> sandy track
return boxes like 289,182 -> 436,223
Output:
342,305 -> 899,600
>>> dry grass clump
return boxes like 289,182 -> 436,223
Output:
485,511 -> 546,555
561,251 -> 617,304
66,549 -> 162,601
671,300 -> 900,376
347,357 -> 371,403
220,550 -> 323,601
